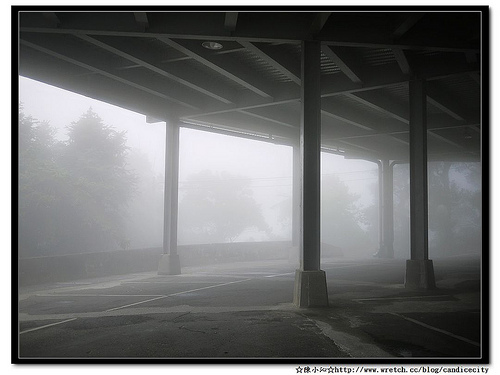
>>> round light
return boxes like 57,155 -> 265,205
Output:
202,41 -> 223,50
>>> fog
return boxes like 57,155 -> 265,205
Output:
18,77 -> 482,279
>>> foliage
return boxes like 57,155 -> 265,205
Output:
60,109 -> 137,250
123,148 -> 164,249
18,110 -> 65,257
427,161 -> 481,256
320,174 -> 372,253
390,161 -> 481,258
178,170 -> 271,244
273,172 -> 374,255
18,108 -> 137,257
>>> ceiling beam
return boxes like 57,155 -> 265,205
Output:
239,105 -> 300,128
41,12 -> 60,28
180,118 -> 293,146
224,12 -> 238,31
310,12 -> 331,35
323,39 -> 478,54
335,139 -> 380,154
344,93 -> 409,124
323,121 -> 479,143
239,41 -> 300,85
321,109 -> 373,131
427,97 -> 466,122
133,12 -> 149,30
426,81 -> 470,122
75,34 -> 233,104
19,25 -> 479,53
428,131 -> 464,149
238,110 -> 297,129
392,48 -> 411,75
183,63 -> 478,120
392,13 -> 425,40
20,38 -> 198,110
325,130 -> 407,142
467,125 -> 481,133
321,45 -> 362,83
156,36 -> 273,99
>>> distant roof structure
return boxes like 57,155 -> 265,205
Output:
18,8 -> 486,162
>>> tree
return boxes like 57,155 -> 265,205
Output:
272,173 -> 374,256
123,148 -> 164,249
59,108 -> 137,252
18,108 -> 65,257
390,161 -> 481,258
178,170 -> 271,244
428,161 -> 481,256
18,107 -> 137,257
321,174 -> 372,255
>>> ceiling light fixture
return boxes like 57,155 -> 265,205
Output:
202,41 -> 223,50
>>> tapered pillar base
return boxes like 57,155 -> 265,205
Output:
158,254 -> 181,275
293,270 -> 329,307
405,259 -> 436,289
373,245 -> 394,259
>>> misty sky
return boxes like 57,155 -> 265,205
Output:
18,76 -> 383,245
18,76 -> 378,203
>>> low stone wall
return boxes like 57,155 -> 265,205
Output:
17,241 -> 292,287
179,241 -> 291,265
18,247 -> 164,287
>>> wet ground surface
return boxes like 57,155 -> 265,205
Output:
16,255 -> 483,361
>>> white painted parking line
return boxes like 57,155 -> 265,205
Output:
264,272 -> 294,278
105,278 -> 252,312
105,295 -> 169,312
389,312 -> 480,347
123,280 -> 229,284
20,318 -> 77,335
353,295 -> 451,302
34,294 -> 166,298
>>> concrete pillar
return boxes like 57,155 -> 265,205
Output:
158,120 -> 181,275
375,159 -> 395,258
290,143 -> 301,264
377,160 -> 383,254
405,78 -> 436,289
293,40 -> 329,307
383,160 -> 395,258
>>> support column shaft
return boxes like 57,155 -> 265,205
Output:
158,120 -> 181,275
300,41 -> 321,272
409,79 -> 429,261
292,143 -> 301,249
378,159 -> 394,258
406,78 -> 435,289
289,143 -> 301,265
293,40 -> 328,307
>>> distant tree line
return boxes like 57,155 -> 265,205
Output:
178,170 -> 271,244
18,106 -> 273,257
392,161 -> 481,258
18,104 -> 481,259
18,107 -> 137,257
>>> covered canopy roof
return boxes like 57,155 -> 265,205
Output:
18,8 -> 485,162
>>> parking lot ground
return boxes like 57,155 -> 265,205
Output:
16,255 -> 483,361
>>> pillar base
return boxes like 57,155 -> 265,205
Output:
373,245 -> 394,259
293,270 -> 329,307
405,259 -> 436,289
158,254 -> 181,275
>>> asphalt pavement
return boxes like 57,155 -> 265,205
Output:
16,255 -> 483,362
